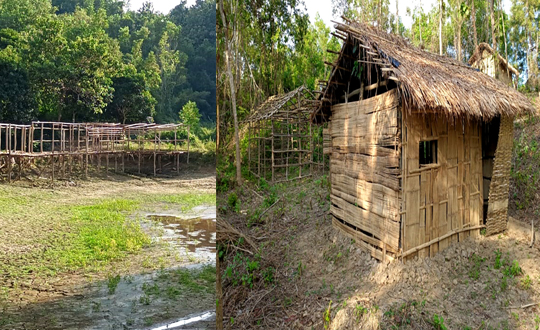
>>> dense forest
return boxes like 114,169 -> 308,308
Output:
217,0 -> 540,155
0,0 -> 215,124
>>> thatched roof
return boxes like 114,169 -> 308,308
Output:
315,19 -> 535,122
468,42 -> 519,77
246,85 -> 317,122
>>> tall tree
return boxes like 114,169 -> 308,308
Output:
470,0 -> 478,48
439,0 -> 443,55
219,0 -> 241,184
490,0 -> 497,49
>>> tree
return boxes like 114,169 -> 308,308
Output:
439,0 -> 443,55
103,67 -> 156,123
470,0 -> 478,48
450,0 -> 469,61
25,9 -> 122,121
179,100 -> 201,134
0,29 -> 35,123
219,0 -> 241,184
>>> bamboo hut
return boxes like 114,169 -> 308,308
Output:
313,19 -> 535,261
468,42 -> 519,87
246,86 -> 325,183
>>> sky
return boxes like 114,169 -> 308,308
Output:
127,0 -> 196,14
304,0 -> 512,30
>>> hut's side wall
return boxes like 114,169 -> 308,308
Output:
485,115 -> 514,235
329,90 -> 401,261
402,113 -> 483,259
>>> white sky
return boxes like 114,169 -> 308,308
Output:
305,0 -> 512,30
127,0 -> 196,14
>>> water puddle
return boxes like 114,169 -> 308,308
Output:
144,205 -> 216,263
147,310 -> 215,330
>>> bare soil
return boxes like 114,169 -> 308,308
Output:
0,167 -> 216,330
218,176 -> 540,330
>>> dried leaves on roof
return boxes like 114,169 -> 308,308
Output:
318,19 -> 535,121
246,86 -> 317,122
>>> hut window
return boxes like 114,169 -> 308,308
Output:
419,140 -> 438,165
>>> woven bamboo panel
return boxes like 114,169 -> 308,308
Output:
485,115 -> 514,235
402,114 -> 483,259
329,90 -> 401,260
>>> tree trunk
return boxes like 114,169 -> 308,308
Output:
490,0 -> 496,50
471,0 -> 477,48
216,99 -> 220,149
439,0 -> 443,55
216,255 -> 223,330
219,0 -> 242,184
457,22 -> 462,62
396,0 -> 399,34
379,0 -> 382,28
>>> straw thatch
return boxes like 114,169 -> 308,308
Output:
246,85 -> 316,122
468,42 -> 519,77
316,19 -> 535,122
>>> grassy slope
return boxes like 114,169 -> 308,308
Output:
510,93 -> 540,221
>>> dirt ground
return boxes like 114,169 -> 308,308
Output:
0,165 -> 217,330
218,175 -> 540,330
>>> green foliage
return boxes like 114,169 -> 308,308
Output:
0,0 -> 215,124
179,101 -> 201,134
521,274 -> 532,289
228,192 -> 239,213
224,252 -> 268,289
323,300 -> 332,329
107,274 -> 121,294
494,249 -> 502,269
502,260 -> 523,278
432,314 -> 448,330
468,254 -> 485,280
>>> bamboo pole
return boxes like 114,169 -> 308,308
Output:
399,225 -> 486,258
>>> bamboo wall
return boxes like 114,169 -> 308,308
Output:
329,90 -> 401,261
485,115 -> 514,235
328,89 -> 487,261
401,113 -> 483,259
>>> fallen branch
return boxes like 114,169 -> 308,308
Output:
505,302 -> 540,309
531,219 -> 535,248
259,198 -> 281,220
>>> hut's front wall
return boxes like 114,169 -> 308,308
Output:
402,113 -> 483,259
329,90 -> 401,261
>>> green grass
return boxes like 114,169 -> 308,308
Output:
2,199 -> 149,279
141,265 -> 216,301
0,189 -> 215,282
146,193 -> 216,211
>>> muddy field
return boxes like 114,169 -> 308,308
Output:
0,167 -> 216,330
218,176 -> 540,330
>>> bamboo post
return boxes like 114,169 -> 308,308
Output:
40,122 -> 44,153
85,125 -> 89,178
51,124 -> 55,184
271,120 -> 275,182
138,133 -> 141,174
298,121 -> 302,179
158,131 -> 162,173
257,125 -> 261,178
186,125 -> 190,164
7,124 -> 11,183
153,128 -> 157,176
175,128 -> 179,174
310,121 -> 313,177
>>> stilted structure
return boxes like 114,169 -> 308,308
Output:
0,122 -> 190,183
